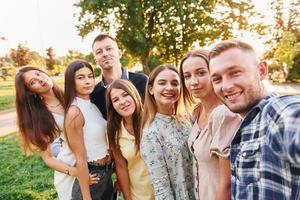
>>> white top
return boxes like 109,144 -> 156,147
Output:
53,113 -> 76,200
54,97 -> 108,200
73,97 -> 108,161
52,112 -> 64,133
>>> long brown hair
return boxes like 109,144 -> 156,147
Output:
106,79 -> 142,153
64,60 -> 94,145
179,49 -> 209,107
141,64 -> 186,129
64,60 -> 94,112
15,66 -> 64,154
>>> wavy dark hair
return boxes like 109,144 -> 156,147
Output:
15,66 -> 64,153
106,79 -> 142,153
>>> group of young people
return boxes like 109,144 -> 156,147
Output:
15,34 -> 300,200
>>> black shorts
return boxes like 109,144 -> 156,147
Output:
71,162 -> 114,200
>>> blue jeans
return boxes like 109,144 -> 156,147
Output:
71,162 -> 114,200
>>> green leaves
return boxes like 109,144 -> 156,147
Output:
266,0 -> 300,81
274,31 -> 300,70
75,0 -> 265,73
10,44 -> 31,67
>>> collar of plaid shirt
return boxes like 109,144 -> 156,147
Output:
230,92 -> 300,199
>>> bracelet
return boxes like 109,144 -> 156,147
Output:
64,167 -> 70,175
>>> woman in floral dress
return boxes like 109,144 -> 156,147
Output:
140,64 -> 195,200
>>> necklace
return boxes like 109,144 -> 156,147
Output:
44,101 -> 61,108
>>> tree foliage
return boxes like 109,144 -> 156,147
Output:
84,52 -> 96,66
264,0 -> 300,81
65,49 -> 85,64
274,31 -> 300,81
265,0 -> 300,57
28,51 -> 46,67
9,43 -> 32,67
75,0 -> 265,73
45,47 -> 56,71
57,49 -> 86,66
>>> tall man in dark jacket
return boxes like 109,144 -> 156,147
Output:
91,34 -> 148,119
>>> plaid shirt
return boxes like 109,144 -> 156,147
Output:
230,93 -> 300,200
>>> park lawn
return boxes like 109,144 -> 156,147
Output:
0,133 -> 58,200
0,133 -> 123,200
0,78 -> 15,111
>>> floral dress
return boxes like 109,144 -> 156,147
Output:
141,113 -> 195,200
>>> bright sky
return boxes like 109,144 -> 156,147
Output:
0,0 -> 273,57
0,0 -> 101,56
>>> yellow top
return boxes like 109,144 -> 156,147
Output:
119,123 -> 155,200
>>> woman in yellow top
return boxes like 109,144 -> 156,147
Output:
106,79 -> 155,200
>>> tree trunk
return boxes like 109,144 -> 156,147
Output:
282,62 -> 289,82
141,53 -> 150,75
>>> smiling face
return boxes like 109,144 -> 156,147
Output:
92,37 -> 122,71
74,67 -> 95,99
209,48 -> 267,116
149,69 -> 181,114
182,56 -> 212,99
23,70 -> 53,94
110,88 -> 136,119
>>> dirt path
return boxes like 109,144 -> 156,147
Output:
0,109 -> 17,137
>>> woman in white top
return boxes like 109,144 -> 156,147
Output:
15,66 -> 98,200
64,60 -> 113,200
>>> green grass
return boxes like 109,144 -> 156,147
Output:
0,78 -> 15,111
0,133 -> 124,200
0,133 -> 58,200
